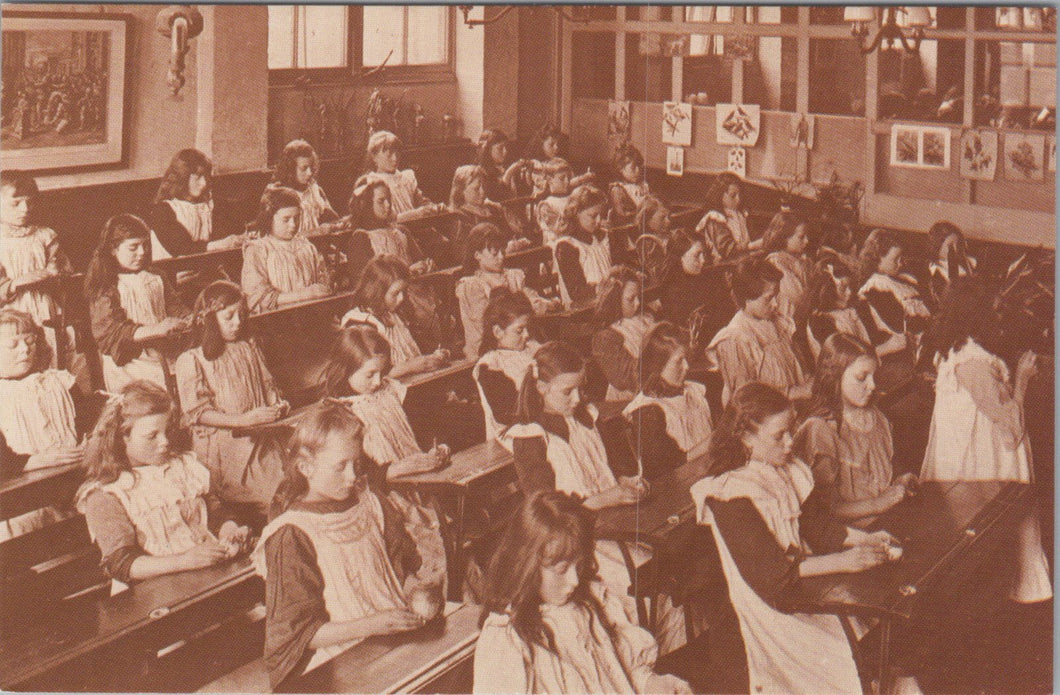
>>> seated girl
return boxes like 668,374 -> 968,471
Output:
534,158 -> 576,245
241,186 -> 332,313
456,223 -> 555,360
362,131 -> 441,221
632,195 -> 676,287
658,229 -> 711,330
341,255 -> 448,379
268,139 -> 339,236
806,260 -> 906,363
856,229 -> 931,344
0,310 -> 84,541
477,129 -> 527,203
624,322 -> 713,477
692,382 -> 901,695
707,257 -> 810,406
76,380 -> 251,585
175,281 -> 288,519
695,172 -> 758,262
500,341 -> 687,652
926,221 -> 975,308
345,176 -> 433,275
591,266 -> 656,400
608,144 -> 650,227
449,164 -> 532,255
85,214 -> 189,392
762,211 -> 811,324
324,324 -> 450,481
796,333 -> 916,527
0,170 -> 78,371
473,288 -> 541,441
554,184 -> 613,307
256,401 -> 441,690
473,489 -> 693,694
150,149 -> 244,258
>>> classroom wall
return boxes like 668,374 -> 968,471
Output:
4,4 -> 270,189
568,98 -> 1056,248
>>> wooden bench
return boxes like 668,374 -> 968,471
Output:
199,601 -> 481,694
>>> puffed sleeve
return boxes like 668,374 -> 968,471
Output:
174,350 -> 214,427
89,287 -> 142,365
472,614 -> 533,694
954,358 -> 1025,448
249,338 -> 284,405
625,404 -> 686,479
0,263 -> 13,303
712,336 -> 762,404
456,277 -> 490,360
264,524 -> 329,691
794,417 -> 840,490
241,241 -> 280,313
83,489 -> 144,583
40,227 -> 73,275
511,434 -> 557,494
555,241 -> 593,305
594,581 -> 659,693
403,170 -> 431,208
477,366 -> 520,428
591,328 -> 639,394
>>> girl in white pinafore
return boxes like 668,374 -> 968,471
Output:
921,301 -> 1052,603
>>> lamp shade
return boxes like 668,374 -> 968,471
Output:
844,6 -> 876,23
902,6 -> 932,27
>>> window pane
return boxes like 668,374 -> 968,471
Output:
877,39 -> 965,123
571,32 -> 615,100
628,6 -> 675,22
747,36 -> 797,111
976,39 -> 1056,129
363,5 -> 404,66
810,6 -> 847,24
302,6 -> 347,69
809,39 -> 866,115
683,6 -> 733,23
627,33 -> 674,103
406,6 -> 447,65
267,6 -> 294,69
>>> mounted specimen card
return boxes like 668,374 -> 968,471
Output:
661,101 -> 693,147
1004,132 -> 1045,182
727,146 -> 746,178
789,113 -> 815,150
666,147 -> 684,176
716,103 -> 761,146
959,129 -> 998,181
890,124 -> 951,169
608,100 -> 631,144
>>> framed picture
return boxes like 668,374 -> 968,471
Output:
890,124 -> 951,169
1004,132 -> 1045,182
661,102 -> 692,147
959,129 -> 998,181
727,146 -> 746,178
1,12 -> 131,174
666,146 -> 684,177
607,100 -> 631,144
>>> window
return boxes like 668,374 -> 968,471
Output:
810,39 -> 867,116
571,32 -> 615,100
267,5 -> 452,83
267,6 -> 348,70
362,6 -> 449,67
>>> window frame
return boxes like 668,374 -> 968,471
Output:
268,5 -> 456,87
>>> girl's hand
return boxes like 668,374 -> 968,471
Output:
222,234 -> 246,250
644,674 -> 694,695
180,540 -> 230,570
840,544 -> 889,572
619,475 -> 650,500
242,404 -> 287,426
427,348 -> 449,369
1016,350 -> 1039,390
364,609 -> 425,636
505,237 -> 532,254
881,332 -> 908,353
218,521 -> 250,556
154,316 -> 185,337
895,472 -> 918,491
611,483 -> 645,506
429,444 -> 451,466
27,446 -> 83,469
403,451 -> 447,475
409,260 -> 432,275
880,484 -> 908,508
786,382 -> 813,401
13,268 -> 55,289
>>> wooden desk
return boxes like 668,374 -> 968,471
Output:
390,441 -> 516,599
292,602 -> 479,694
152,247 -> 244,276
0,463 -> 84,521
0,556 -> 261,690
774,481 -> 1031,690
593,456 -> 710,548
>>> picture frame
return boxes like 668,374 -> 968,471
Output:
0,12 -> 132,174
889,124 -> 951,170
716,103 -> 761,147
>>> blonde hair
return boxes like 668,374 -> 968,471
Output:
367,130 -> 401,157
